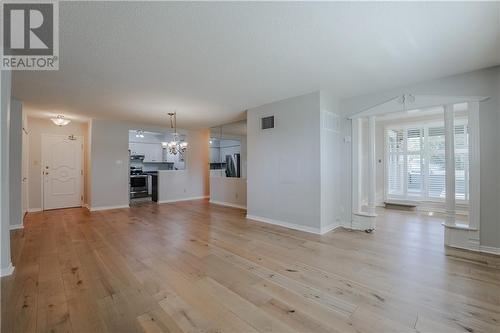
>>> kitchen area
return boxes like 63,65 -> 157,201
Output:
129,129 -> 187,203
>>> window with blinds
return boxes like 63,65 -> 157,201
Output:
386,121 -> 468,202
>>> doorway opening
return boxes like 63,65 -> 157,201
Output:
349,94 -> 484,250
378,103 -> 469,223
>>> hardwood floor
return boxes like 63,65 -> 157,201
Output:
2,199 -> 499,333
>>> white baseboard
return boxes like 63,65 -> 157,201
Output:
444,225 -> 480,252
320,223 -> 342,234
9,224 -> 24,230
246,214 -> 323,235
27,208 -> 41,213
209,200 -> 246,210
442,226 -> 499,257
89,204 -> 130,212
479,245 -> 500,256
158,196 -> 209,204
0,263 -> 15,277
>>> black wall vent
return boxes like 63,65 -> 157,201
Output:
261,116 -> 274,130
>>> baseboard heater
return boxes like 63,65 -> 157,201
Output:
384,201 -> 417,211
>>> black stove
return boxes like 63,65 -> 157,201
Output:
130,166 -> 144,175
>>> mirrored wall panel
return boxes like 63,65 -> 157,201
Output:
209,120 -> 246,178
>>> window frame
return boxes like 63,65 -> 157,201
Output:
384,117 -> 469,204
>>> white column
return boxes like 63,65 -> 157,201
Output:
351,117 -> 362,213
444,104 -> 456,226
467,101 -> 480,230
367,116 -> 377,216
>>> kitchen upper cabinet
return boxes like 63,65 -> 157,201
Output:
129,142 -> 139,155
143,143 -> 162,162
129,142 -> 163,162
209,148 -> 221,163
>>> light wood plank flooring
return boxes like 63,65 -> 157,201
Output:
2,199 -> 499,333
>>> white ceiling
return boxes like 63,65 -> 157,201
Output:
13,2 -> 500,128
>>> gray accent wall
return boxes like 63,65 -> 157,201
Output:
247,91 -> 349,233
90,119 -> 130,209
247,92 -> 322,231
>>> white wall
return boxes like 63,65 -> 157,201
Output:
1,70 -> 13,275
320,93 -> 350,232
247,92 -> 322,232
27,117 -> 89,210
157,129 -> 209,202
340,66 -> 500,247
210,177 -> 247,209
90,119 -> 209,210
9,100 -> 22,228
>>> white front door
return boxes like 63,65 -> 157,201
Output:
42,134 -> 83,210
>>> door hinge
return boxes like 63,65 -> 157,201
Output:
81,195 -> 83,201
81,170 -> 83,175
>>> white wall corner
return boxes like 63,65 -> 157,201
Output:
0,263 -> 15,277
320,223 -> 341,235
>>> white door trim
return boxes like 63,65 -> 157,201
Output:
22,122 -> 29,217
41,134 -> 84,211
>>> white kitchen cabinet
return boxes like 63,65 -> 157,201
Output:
143,143 -> 162,162
129,142 -> 139,155
129,142 -> 163,162
209,147 -> 221,163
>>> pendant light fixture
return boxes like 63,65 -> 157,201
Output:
164,112 -> 187,155
51,115 -> 71,126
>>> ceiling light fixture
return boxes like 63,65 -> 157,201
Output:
166,112 -> 188,155
51,115 -> 71,126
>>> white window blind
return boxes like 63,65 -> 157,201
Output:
386,120 -> 468,202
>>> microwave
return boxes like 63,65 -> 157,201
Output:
130,154 -> 145,161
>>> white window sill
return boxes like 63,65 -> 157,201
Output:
442,223 -> 477,231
